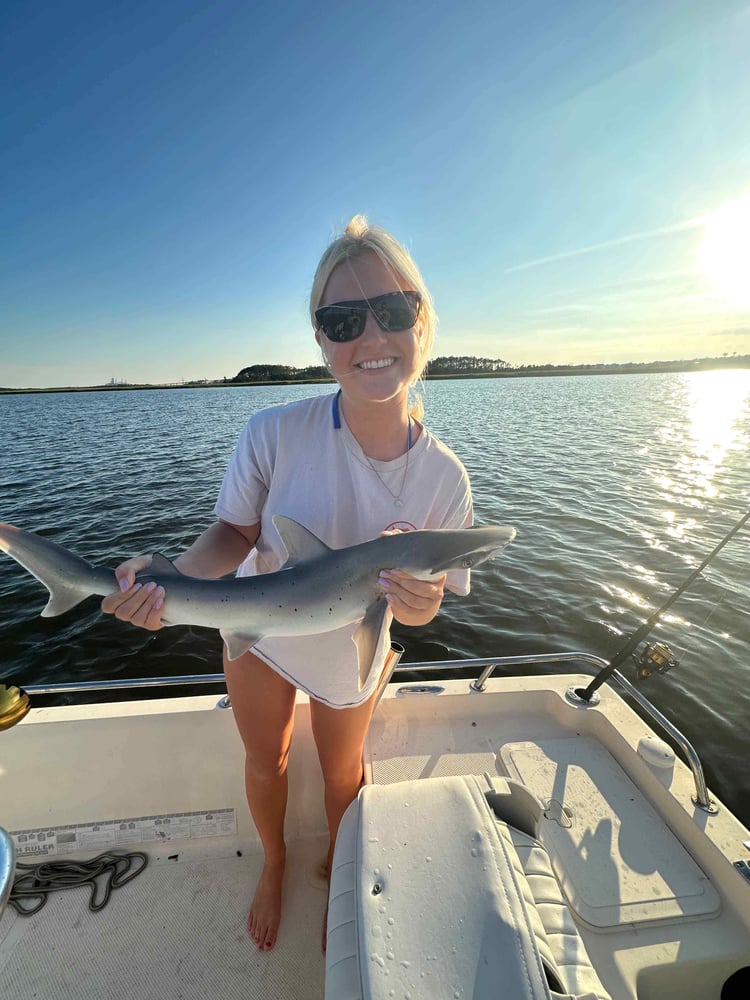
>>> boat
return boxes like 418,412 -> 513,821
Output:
1,646 -> 749,1000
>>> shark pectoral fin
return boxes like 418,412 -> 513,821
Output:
221,629 -> 263,661
272,516 -> 332,568
353,597 -> 390,691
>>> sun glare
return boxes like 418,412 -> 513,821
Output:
698,194 -> 750,309
675,370 -> 750,504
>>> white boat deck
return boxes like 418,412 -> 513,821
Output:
2,672 -> 749,999
1,844 -> 327,1000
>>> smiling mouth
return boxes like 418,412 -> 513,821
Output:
357,358 -> 396,370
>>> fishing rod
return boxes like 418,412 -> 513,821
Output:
580,507 -> 750,702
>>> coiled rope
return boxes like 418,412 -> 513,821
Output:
9,849 -> 148,916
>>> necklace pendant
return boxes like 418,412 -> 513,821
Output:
394,498 -> 403,508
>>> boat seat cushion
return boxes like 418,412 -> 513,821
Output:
325,774 -> 611,1000
507,826 -> 609,999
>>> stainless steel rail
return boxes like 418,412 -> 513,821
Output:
24,674 -> 226,695
21,650 -> 715,812
394,651 -> 716,813
0,827 -> 14,919
372,642 -> 405,710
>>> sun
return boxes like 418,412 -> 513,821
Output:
697,193 -> 750,310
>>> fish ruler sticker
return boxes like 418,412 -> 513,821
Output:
10,808 -> 237,858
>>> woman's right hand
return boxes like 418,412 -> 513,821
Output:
100,555 -> 166,631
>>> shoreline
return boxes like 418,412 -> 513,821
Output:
2,355 -> 748,395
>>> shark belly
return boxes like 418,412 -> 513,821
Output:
160,573 -> 377,648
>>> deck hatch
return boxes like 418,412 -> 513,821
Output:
499,738 -> 721,928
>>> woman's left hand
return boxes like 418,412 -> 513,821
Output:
378,569 -> 447,627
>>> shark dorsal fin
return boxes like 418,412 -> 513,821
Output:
150,553 -> 183,576
273,516 -> 331,567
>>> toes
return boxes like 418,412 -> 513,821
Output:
258,922 -> 275,950
248,915 -> 261,947
249,915 -> 275,951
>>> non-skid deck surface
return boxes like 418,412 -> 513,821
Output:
0,839 -> 328,1000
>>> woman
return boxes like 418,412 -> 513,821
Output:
101,216 -> 473,951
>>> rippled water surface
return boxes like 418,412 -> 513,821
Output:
1,374 -> 748,823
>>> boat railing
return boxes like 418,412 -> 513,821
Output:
20,650 -> 715,813
0,827 -> 14,918
384,651 -> 716,813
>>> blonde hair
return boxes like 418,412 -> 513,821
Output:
310,215 -> 437,418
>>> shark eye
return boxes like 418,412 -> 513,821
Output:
462,557 -> 475,568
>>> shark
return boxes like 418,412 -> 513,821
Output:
0,517 -> 516,687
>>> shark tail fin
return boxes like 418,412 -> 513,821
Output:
0,523 -> 104,618
42,583 -> 92,617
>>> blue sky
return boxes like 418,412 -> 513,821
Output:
2,0 -> 749,388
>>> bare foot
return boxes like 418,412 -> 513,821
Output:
249,857 -> 285,951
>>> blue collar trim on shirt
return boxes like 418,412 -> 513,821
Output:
332,389 -> 342,429
332,390 -> 413,449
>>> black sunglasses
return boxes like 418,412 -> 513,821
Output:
315,290 -> 421,343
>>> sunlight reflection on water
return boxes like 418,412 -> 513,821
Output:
661,370 -> 750,510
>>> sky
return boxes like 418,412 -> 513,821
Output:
2,0 -> 750,388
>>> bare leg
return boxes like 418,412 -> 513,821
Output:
310,690 -> 378,949
224,647 -> 297,951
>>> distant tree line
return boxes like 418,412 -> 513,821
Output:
427,356 -> 511,374
512,354 -> 750,373
231,357 -> 512,383
232,364 -> 330,382
227,353 -> 750,385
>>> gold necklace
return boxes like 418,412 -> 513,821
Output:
363,420 -> 412,508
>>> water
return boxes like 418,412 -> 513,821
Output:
1,373 -> 748,824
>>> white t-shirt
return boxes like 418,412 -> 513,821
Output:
214,392 -> 473,706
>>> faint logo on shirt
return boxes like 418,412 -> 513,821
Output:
384,521 -> 417,533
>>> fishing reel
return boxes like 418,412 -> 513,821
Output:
632,641 -> 679,681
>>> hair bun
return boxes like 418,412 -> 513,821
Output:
344,214 -> 369,238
